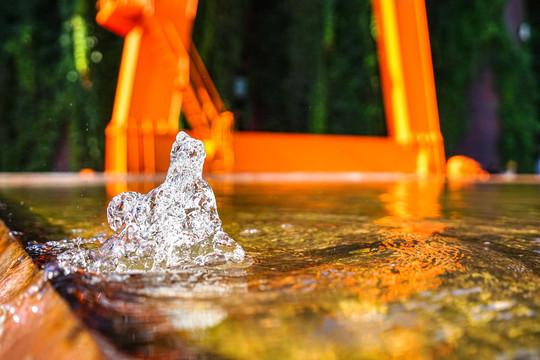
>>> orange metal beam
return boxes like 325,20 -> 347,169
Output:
232,132 -> 418,173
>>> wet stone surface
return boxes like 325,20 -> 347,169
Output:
0,220 -> 106,360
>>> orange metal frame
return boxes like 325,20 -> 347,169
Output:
99,0 -> 445,174
98,0 -> 233,173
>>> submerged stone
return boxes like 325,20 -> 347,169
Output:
58,132 -> 245,272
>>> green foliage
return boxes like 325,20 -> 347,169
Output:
193,0 -> 248,112
494,37 -> 538,172
0,0 -> 121,171
0,2 -> 62,171
194,0 -> 386,135
427,0 -> 539,172
325,0 -> 385,136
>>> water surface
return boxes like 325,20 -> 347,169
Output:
0,174 -> 539,359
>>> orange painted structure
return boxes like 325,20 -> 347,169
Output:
99,0 -> 445,174
98,0 -> 233,173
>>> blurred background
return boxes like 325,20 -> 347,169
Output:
0,0 -> 539,173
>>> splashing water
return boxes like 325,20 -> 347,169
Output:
57,132 -> 245,272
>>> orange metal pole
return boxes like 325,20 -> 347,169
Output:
104,26 -> 143,173
371,0 -> 412,145
372,0 -> 445,174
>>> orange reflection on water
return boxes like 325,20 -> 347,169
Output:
345,231 -> 464,302
378,177 -> 443,222
372,177 -> 465,301
255,178 -> 465,358
266,178 -> 465,303
266,229 -> 465,304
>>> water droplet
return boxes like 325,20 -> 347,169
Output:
66,71 -> 78,82
90,51 -> 103,63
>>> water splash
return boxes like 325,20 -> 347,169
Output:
57,132 -> 245,272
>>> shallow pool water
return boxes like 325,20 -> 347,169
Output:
0,174 -> 539,359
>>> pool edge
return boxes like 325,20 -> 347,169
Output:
0,219 -> 108,360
